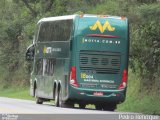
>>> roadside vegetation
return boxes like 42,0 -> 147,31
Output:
0,0 -> 159,115
0,87 -> 34,100
117,69 -> 160,115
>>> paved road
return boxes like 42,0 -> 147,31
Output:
0,97 -> 159,120
0,97 -> 121,120
0,97 -> 117,114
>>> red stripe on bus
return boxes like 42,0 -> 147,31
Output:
86,34 -> 120,38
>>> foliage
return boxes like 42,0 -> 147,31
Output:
118,69 -> 160,115
0,87 -> 34,100
130,3 -> 160,93
0,0 -> 106,88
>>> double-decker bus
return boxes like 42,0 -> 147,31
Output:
26,14 -> 129,111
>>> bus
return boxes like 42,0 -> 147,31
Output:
26,14 -> 129,111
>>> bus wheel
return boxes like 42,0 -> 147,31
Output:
95,104 -> 103,110
61,102 -> 74,108
79,104 -> 86,109
54,87 -> 59,107
59,87 -> 74,108
36,98 -> 43,104
35,88 -> 43,104
58,87 -> 63,107
102,103 -> 117,111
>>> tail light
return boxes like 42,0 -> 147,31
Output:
118,69 -> 128,90
69,66 -> 79,87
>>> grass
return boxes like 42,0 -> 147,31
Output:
117,92 -> 160,115
117,69 -> 160,115
0,87 -> 34,100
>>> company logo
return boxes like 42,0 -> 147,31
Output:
43,46 -> 51,54
43,46 -> 47,54
90,20 -> 115,33
43,46 -> 61,54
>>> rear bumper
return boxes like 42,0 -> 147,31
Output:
68,86 -> 126,104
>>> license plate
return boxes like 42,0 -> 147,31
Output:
93,92 -> 104,96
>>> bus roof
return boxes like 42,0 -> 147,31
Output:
38,14 -> 126,24
38,15 -> 77,23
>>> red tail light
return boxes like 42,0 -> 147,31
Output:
69,66 -> 79,87
118,69 -> 128,90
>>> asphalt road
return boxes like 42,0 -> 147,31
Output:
0,97 -> 159,120
0,97 -> 115,114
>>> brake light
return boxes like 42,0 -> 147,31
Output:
69,66 -> 79,87
118,69 -> 128,90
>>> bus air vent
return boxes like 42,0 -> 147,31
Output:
79,50 -> 121,74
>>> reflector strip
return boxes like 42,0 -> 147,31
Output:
86,34 -> 120,38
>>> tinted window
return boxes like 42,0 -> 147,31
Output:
35,59 -> 55,76
44,59 -> 55,76
38,20 -> 73,42
35,59 -> 43,75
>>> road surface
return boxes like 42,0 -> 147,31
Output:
0,97 -> 159,120
0,97 -> 118,114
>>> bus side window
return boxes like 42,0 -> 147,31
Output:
44,59 -> 56,76
35,59 -> 43,75
50,59 -> 55,76
43,59 -> 47,76
38,20 -> 72,42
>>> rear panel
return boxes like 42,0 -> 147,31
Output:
69,15 -> 129,102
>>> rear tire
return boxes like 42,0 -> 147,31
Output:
60,102 -> 74,108
54,87 -> 59,107
95,104 -> 103,110
36,98 -> 43,104
35,88 -> 43,104
79,103 -> 86,109
102,103 -> 117,111
59,87 -> 74,108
